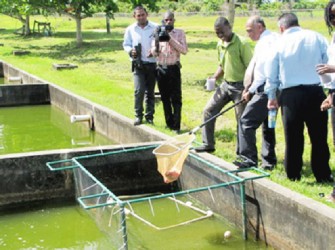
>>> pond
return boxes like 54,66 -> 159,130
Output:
0,105 -> 112,154
0,201 -> 112,249
0,199 -> 273,250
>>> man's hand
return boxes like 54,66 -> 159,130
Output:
321,94 -> 333,111
267,99 -> 279,110
130,48 -> 137,59
316,64 -> 335,74
241,90 -> 252,102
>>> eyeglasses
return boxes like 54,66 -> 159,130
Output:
164,18 -> 173,22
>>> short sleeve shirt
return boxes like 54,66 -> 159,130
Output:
217,33 -> 253,82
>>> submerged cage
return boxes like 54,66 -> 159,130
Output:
46,144 -> 269,250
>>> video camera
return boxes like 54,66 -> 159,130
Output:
131,43 -> 143,72
156,24 -> 174,42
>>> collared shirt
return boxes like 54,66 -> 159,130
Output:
323,34 -> 335,89
265,27 -> 329,99
123,21 -> 157,63
217,33 -> 253,82
152,28 -> 188,65
248,30 -> 279,93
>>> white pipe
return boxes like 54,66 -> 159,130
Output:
70,114 -> 94,130
70,114 -> 91,123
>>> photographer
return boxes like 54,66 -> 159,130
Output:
150,11 -> 188,133
123,5 -> 157,126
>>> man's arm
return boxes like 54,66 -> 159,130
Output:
123,27 -> 133,56
168,29 -> 188,55
265,49 -> 280,109
212,66 -> 224,80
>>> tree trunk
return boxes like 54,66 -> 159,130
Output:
247,0 -> 253,11
75,16 -> 83,47
225,0 -> 235,27
25,15 -> 31,36
106,15 -> 111,34
288,0 -> 294,10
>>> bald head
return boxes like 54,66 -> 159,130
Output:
214,17 -> 233,42
246,15 -> 266,41
214,17 -> 230,28
163,10 -> 175,27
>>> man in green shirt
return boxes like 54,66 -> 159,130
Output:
195,17 -> 252,153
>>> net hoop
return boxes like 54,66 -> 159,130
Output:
153,133 -> 195,183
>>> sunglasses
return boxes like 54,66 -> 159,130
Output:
164,18 -> 173,22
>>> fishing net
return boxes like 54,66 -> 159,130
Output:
153,133 -> 195,183
46,144 -> 270,249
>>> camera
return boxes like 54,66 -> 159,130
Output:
157,25 -> 174,42
131,43 -> 143,71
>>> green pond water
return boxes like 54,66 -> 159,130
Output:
0,199 -> 272,250
0,201 -> 112,249
124,197 -> 272,250
0,105 -> 112,154
0,104 -> 272,249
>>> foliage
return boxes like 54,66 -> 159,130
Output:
176,1 -> 202,12
156,0 -> 179,12
201,0 -> 224,12
258,2 -> 284,11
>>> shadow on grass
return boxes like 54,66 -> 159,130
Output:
3,30 -> 126,64
215,129 -> 235,143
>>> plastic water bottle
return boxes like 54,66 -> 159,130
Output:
268,109 -> 277,128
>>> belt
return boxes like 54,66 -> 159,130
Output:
286,83 -> 321,90
158,62 -> 180,68
142,61 -> 156,65
255,83 -> 265,94
224,80 -> 243,85
297,83 -> 321,87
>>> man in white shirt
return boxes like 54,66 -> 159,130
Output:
265,13 -> 332,183
123,5 -> 157,126
234,16 -> 277,170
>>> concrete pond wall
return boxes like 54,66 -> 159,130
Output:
0,61 -> 335,250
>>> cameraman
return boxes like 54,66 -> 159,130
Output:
150,11 -> 188,133
123,5 -> 157,126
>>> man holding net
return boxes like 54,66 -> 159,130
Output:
195,17 -> 252,153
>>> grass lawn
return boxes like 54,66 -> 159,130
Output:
0,11 -> 335,208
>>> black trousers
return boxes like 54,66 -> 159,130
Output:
156,65 -> 182,130
239,90 -> 276,166
280,85 -> 331,182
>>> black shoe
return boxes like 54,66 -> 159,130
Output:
134,118 -> 142,126
173,129 -> 180,135
145,118 -> 154,125
316,175 -> 334,183
261,164 -> 275,171
233,158 -> 256,169
194,145 -> 215,153
288,176 -> 301,182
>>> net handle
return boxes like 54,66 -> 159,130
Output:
190,99 -> 245,134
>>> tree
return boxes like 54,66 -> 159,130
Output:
0,0 -> 36,35
0,0 -> 160,46
51,0 -> 159,47
48,0 -> 118,47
